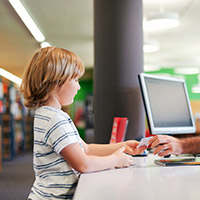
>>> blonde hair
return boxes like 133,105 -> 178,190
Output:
20,47 -> 85,108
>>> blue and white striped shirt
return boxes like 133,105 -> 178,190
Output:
28,106 -> 83,200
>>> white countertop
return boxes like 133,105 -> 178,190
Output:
73,154 -> 200,200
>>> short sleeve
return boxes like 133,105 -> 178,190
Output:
45,114 -> 80,154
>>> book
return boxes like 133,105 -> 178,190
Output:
110,117 -> 128,143
154,158 -> 200,166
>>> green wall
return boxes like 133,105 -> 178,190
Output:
75,80 -> 93,102
71,79 -> 93,139
147,68 -> 200,100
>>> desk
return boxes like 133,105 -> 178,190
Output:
73,154 -> 200,200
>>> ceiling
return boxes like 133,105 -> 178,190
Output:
0,0 -> 200,78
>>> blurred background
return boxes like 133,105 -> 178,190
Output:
0,0 -> 200,199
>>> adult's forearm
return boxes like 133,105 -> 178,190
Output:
181,136 -> 200,154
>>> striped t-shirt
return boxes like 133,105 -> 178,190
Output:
28,106 -> 83,200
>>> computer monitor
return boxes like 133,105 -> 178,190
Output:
138,73 -> 196,135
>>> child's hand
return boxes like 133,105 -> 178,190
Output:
123,140 -> 146,155
112,147 -> 133,168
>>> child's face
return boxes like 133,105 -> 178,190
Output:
55,77 -> 80,106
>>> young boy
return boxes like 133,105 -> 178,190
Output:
20,47 -> 144,200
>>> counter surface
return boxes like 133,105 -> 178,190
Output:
73,154 -> 200,200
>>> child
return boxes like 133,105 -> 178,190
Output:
20,47 -> 144,200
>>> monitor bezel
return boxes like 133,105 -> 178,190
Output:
138,73 -> 196,135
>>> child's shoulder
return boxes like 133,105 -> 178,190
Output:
36,106 -> 70,121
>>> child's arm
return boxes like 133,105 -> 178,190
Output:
81,139 -> 145,156
60,142 -> 133,173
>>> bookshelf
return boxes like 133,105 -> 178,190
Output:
0,126 -> 2,172
1,113 -> 15,159
24,111 -> 34,151
0,78 -> 34,160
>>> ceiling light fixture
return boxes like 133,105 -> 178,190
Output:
0,68 -> 22,86
192,74 -> 200,94
8,0 -> 45,42
144,1 -> 179,31
145,12 -> 179,31
144,65 -> 161,72
174,67 -> 200,75
143,39 -> 160,53
192,86 -> 200,94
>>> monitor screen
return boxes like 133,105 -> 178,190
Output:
138,73 -> 196,135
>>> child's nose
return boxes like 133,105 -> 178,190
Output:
77,82 -> 81,90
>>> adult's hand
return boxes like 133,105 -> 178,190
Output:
148,135 -> 183,157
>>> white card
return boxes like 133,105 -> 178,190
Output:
137,136 -> 153,149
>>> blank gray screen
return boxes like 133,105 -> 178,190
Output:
145,77 -> 193,127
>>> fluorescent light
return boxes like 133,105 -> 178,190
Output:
40,41 -> 51,48
0,68 -> 22,86
144,12 -> 179,31
144,65 -> 161,72
192,85 -> 200,93
143,39 -> 160,53
8,0 -> 45,42
192,74 -> 200,93
174,67 -> 200,75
